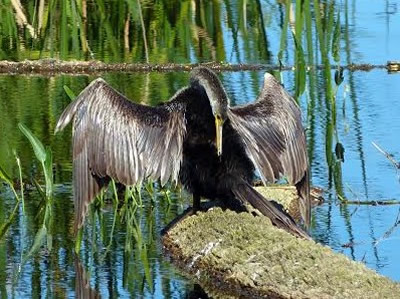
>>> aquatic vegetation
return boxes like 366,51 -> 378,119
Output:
0,0 -> 399,297
0,0 -> 271,63
0,161 -> 21,238
0,120 -> 184,295
17,124 -> 54,268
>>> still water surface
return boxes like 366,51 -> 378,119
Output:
1,0 -> 400,297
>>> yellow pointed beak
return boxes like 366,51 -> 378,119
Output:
215,116 -> 223,156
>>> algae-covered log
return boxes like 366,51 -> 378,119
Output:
254,185 -> 323,222
162,187 -> 399,298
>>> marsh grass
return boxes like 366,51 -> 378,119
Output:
276,0 -> 345,199
15,124 -> 54,273
0,118 -> 176,294
1,1 -> 349,202
0,163 -> 21,238
1,0 -> 272,63
1,0 -> 389,295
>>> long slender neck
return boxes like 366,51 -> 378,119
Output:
190,67 -> 229,114
190,67 -> 229,106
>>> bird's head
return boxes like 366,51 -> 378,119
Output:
190,67 -> 229,156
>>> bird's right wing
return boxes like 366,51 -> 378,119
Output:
55,79 -> 187,230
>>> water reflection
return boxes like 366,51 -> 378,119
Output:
1,66 -> 399,297
0,0 -> 273,64
1,0 -> 400,297
75,256 -> 101,299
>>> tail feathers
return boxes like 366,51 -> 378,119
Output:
232,182 -> 310,239
295,170 -> 311,230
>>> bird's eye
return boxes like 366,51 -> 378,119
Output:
216,115 -> 222,121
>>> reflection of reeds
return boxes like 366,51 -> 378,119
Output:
17,124 -> 54,269
0,0 -> 383,294
279,0 -> 344,193
0,162 -> 22,238
136,0 -> 149,63
11,0 -> 36,38
1,0 -> 273,63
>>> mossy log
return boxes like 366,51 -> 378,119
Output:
162,186 -> 400,298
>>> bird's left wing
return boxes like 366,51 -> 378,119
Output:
228,73 -> 310,227
55,78 -> 187,230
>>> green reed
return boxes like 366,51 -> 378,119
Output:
0,1 -> 372,294
279,0 -> 345,199
0,162 -> 21,238
17,123 -> 54,266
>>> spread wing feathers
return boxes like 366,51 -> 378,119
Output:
55,78 -> 186,230
228,73 -> 310,227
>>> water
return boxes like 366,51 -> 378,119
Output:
1,0 -> 400,297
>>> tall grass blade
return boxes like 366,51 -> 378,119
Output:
294,0 -> 303,40
0,163 -> 21,238
293,33 -> 306,99
0,165 -> 13,185
325,118 -> 334,168
140,243 -> 153,292
278,0 -> 291,62
0,201 -> 20,239
326,1 -> 336,51
14,151 -> 25,212
21,226 -> 47,266
332,13 -> 341,63
75,228 -> 83,254
32,178 -> 46,205
334,159 -> 344,198
44,148 -> 53,198
18,123 -> 46,163
313,0 -> 326,57
63,85 -> 77,101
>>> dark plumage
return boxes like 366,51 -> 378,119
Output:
55,67 -> 310,238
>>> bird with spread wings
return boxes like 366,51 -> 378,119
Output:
56,67 -> 310,238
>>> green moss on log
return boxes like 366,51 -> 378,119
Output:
254,185 -> 300,219
163,208 -> 400,298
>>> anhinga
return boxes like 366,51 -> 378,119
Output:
56,67 -> 310,238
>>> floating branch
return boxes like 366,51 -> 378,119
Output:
339,199 -> 400,205
0,60 -> 398,75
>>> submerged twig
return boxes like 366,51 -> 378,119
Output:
374,208 -> 400,247
372,142 -> 400,169
338,184 -> 400,205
